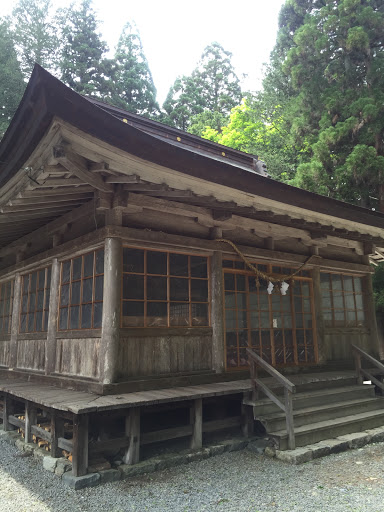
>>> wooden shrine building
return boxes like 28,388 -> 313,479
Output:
0,65 -> 384,478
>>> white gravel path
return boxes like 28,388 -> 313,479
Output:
1,437 -> 384,511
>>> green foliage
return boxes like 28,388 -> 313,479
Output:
372,264 -> 384,313
272,0 -> 384,207
163,42 -> 241,133
201,94 -> 299,181
0,19 -> 25,138
163,74 -> 205,131
11,0 -> 59,79
111,22 -> 160,118
58,0 -> 111,98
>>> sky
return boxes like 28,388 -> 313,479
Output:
3,0 -> 286,104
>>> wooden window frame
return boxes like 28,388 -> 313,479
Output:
121,246 -> 210,328
320,271 -> 365,328
0,280 -> 14,334
58,249 -> 104,331
223,258 -> 317,370
19,267 -> 51,334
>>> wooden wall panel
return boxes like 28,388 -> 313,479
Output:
0,339 -> 9,367
323,330 -> 375,361
16,339 -> 45,371
117,335 -> 212,379
55,338 -> 100,379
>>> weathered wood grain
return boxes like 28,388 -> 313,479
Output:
55,338 -> 100,379
117,335 -> 212,379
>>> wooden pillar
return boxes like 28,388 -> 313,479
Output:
363,273 -> 382,358
24,402 -> 37,444
311,267 -> 326,364
190,398 -> 203,449
210,227 -> 225,373
46,258 -> 60,375
51,411 -> 65,457
241,401 -> 254,438
124,407 -> 140,465
3,395 -> 16,431
100,237 -> 122,385
72,414 -> 89,477
9,273 -> 21,369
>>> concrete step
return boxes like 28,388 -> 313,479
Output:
258,397 -> 384,432
270,408 -> 384,450
267,426 -> 384,465
244,384 -> 375,416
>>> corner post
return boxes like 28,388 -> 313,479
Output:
9,273 -> 21,369
124,407 -> 140,465
46,258 -> 60,374
190,398 -> 203,449
72,414 -> 89,476
210,228 -> 225,372
100,237 -> 122,385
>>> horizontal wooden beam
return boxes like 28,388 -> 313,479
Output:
10,193 -> 93,206
58,437 -> 73,452
107,224 -> 373,274
89,436 -> 130,455
31,424 -> 52,442
1,199 -> 88,213
106,175 -> 140,184
35,178 -> 86,188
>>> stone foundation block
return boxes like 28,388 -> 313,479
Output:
43,456 -> 58,473
157,453 -> 187,470
305,442 -> 330,459
186,448 -> 210,463
276,447 -> 313,465
337,432 -> 371,449
62,471 -> 100,490
366,427 -> 384,444
99,469 -> 121,484
247,438 -> 271,454
23,443 -> 35,454
55,458 -> 72,476
322,439 -> 349,454
209,444 -> 226,456
118,459 -> 158,478
264,446 -> 276,458
33,447 -> 47,461
15,439 -> 24,451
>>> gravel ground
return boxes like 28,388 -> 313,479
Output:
1,437 -> 384,512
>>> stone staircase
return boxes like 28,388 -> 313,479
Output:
244,372 -> 384,452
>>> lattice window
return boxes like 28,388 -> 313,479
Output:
320,272 -> 365,327
20,267 -> 51,333
0,280 -> 14,334
223,259 -> 316,370
58,249 -> 104,330
122,247 -> 209,328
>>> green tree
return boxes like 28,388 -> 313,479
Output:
202,94 -> 299,180
273,0 -> 384,208
111,22 -> 159,117
58,0 -> 111,98
0,18 -> 25,138
163,42 -> 242,133
162,74 -> 205,131
11,0 -> 59,78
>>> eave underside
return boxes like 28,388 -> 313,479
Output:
0,120 -> 383,270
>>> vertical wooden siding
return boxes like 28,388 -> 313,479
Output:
55,338 -> 100,379
117,334 -> 212,380
16,339 -> 45,371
